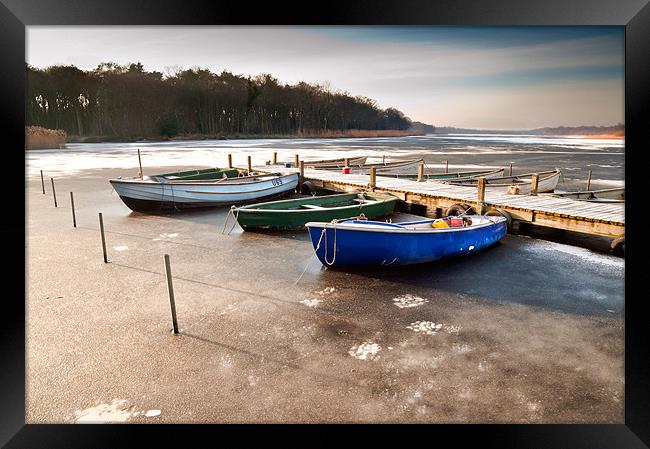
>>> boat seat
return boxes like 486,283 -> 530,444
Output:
301,204 -> 325,209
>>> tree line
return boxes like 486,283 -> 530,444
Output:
26,63 -> 412,139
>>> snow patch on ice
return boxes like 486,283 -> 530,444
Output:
348,341 -> 381,361
392,294 -> 429,309
316,287 -> 336,296
113,245 -> 128,251
407,321 -> 442,335
299,298 -> 322,307
407,321 -> 461,335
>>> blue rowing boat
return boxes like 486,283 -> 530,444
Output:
305,215 -> 508,268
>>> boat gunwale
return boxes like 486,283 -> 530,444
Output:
236,192 -> 398,213
306,215 -> 507,234
446,168 -> 561,186
109,172 -> 297,186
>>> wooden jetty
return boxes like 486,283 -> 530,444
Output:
243,155 -> 624,249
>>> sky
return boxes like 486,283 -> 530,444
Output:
26,26 -> 624,130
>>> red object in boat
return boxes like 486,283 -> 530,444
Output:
342,167 -> 351,174
450,217 -> 464,227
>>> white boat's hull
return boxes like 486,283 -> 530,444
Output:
110,173 -> 299,212
449,170 -> 561,194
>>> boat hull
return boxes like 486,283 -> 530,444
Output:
306,216 -> 507,268
447,169 -> 561,194
383,168 -> 505,180
110,173 -> 299,212
235,193 -> 397,230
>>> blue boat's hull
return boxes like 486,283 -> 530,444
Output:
307,218 -> 507,268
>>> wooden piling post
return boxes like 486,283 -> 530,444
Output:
382,155 -> 386,165
247,155 -> 252,174
445,160 -> 449,174
227,153 -> 233,169
587,170 -> 592,190
417,161 -> 424,182
137,148 -> 143,179
476,177 -> 486,214
50,178 -> 57,207
369,167 -> 376,190
531,174 -> 539,196
40,170 -> 45,194
164,254 -> 179,334
344,158 -> 350,168
299,160 -> 305,188
272,152 -> 277,165
99,212 -> 108,263
294,154 -> 300,168
509,162 -> 513,176
70,192 -> 76,228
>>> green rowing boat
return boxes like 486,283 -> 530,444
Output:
234,192 -> 398,230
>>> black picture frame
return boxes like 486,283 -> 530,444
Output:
3,0 -> 648,447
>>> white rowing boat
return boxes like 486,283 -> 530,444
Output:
445,168 -> 561,194
109,171 -> 299,212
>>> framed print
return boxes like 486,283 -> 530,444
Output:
3,0 -> 649,447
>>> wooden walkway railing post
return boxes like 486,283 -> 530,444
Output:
476,177 -> 486,214
299,160 -> 305,190
227,153 -> 233,168
369,167 -> 376,191
531,174 -> 539,196
272,152 -> 277,165
247,155 -> 252,175
417,161 -> 424,182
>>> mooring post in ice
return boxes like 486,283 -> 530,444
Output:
294,154 -> 299,168
531,174 -> 539,195
40,170 -> 45,194
344,158 -> 350,168
369,167 -> 377,191
247,155 -> 252,175
50,178 -> 57,207
587,169 -> 592,190
227,153 -> 233,169
272,152 -> 277,165
164,254 -> 179,334
137,148 -> 143,179
99,212 -> 108,263
476,177 -> 486,214
70,192 -> 76,228
445,160 -> 449,174
509,162 -> 513,176
417,161 -> 424,182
